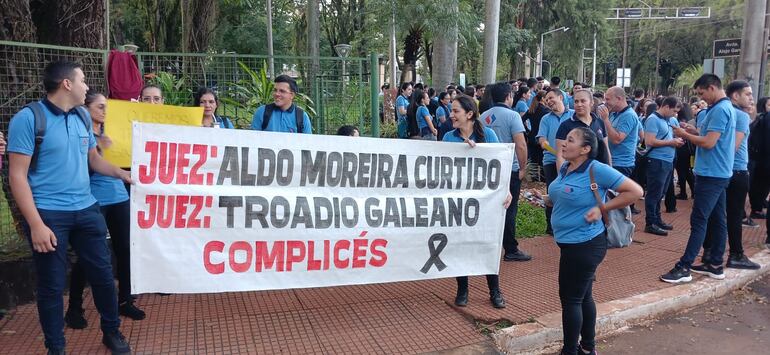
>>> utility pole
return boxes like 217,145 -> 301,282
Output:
266,0 -> 275,78
738,0 -> 767,99
390,0 -> 397,86
482,0 -> 501,84
621,19 -> 628,74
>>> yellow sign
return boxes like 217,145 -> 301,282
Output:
103,99 -> 203,167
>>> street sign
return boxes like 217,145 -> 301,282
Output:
703,59 -> 725,78
713,38 -> 770,58
713,38 -> 741,58
616,68 -> 631,88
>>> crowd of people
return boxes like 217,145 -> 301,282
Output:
3,59 -> 769,355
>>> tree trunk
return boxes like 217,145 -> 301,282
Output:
481,0 -> 500,84
307,0 -> 320,94
183,0 -> 216,53
431,0 -> 457,90
32,0 -> 106,48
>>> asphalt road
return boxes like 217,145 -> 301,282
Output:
598,273 -> 770,354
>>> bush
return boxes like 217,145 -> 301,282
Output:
516,201 -> 546,238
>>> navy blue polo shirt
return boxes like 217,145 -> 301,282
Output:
694,98 -> 736,178
555,113 -> 607,142
548,159 -> 625,244
7,99 -> 97,211
608,106 -> 639,168
251,103 -> 312,133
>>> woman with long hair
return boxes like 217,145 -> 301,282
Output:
442,95 -> 512,309
66,90 -> 146,330
194,87 -> 234,128
406,89 -> 427,139
512,85 -> 531,115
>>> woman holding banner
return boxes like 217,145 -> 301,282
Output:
442,95 -> 510,309
194,87 -> 234,129
66,90 -> 146,329
546,126 -> 641,355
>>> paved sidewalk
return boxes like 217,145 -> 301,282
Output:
0,199 -> 767,354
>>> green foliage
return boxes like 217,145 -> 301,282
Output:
148,71 -> 192,106
221,61 -> 317,125
674,65 -> 704,91
516,201 -> 546,238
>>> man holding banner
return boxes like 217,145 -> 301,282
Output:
7,61 -> 132,354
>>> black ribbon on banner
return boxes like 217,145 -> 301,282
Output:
420,233 -> 448,274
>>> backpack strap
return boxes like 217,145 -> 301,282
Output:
73,106 -> 92,132
262,103 -> 275,131
588,164 -> 609,224
26,101 -> 47,173
295,105 -> 304,134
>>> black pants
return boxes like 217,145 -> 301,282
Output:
675,147 -> 694,197
665,162 -> 677,212
558,233 -> 607,355
544,164 -> 558,233
70,201 -> 132,307
703,171 -> 748,256
455,275 -> 500,295
749,165 -> 770,213
504,171 -> 522,253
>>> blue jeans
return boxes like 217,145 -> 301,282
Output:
677,175 -> 730,269
22,203 -> 120,350
645,158 -> 673,226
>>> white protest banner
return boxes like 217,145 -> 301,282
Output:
130,123 -> 514,294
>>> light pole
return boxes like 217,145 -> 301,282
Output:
335,44 -> 352,92
539,26 -> 569,77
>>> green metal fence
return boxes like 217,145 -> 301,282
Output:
0,40 -> 380,251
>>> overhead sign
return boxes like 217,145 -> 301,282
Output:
130,123 -> 514,294
713,38 -> 770,58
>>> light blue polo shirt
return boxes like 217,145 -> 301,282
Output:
441,127 -> 499,143
548,159 -> 625,244
416,105 -> 431,130
514,100 -> 528,114
608,106 -> 640,168
734,106 -> 750,171
560,89 -> 570,110
568,95 -> 575,109
90,132 -> 129,206
695,109 -> 708,128
694,98 -> 736,178
7,100 -> 97,211
396,95 -> 409,121
644,112 -> 675,162
251,104 -> 312,133
480,104 -> 526,171
537,109 -> 574,165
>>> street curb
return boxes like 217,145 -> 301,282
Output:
493,249 -> 770,355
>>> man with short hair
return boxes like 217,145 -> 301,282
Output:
701,80 -> 760,270
251,75 -> 312,133
480,82 -> 531,262
550,76 -> 570,109
632,88 -> 645,109
7,60 -> 132,354
641,96 -> 684,236
537,89 -> 574,235
599,86 -> 641,212
661,74 -> 736,283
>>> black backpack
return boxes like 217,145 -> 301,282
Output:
262,103 -> 305,133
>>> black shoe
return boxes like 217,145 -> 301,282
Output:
119,301 -> 146,320
660,265 -> 692,283
630,207 -> 641,215
726,254 -> 760,270
691,264 -> 725,280
503,250 -> 532,261
657,222 -> 673,231
454,289 -> 468,307
64,306 -> 88,329
645,224 -> 668,236
701,248 -> 712,265
676,194 -> 688,200
47,349 -> 65,355
665,208 -> 678,213
489,290 -> 506,309
750,211 -> 766,219
102,330 -> 131,354
742,218 -> 759,228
